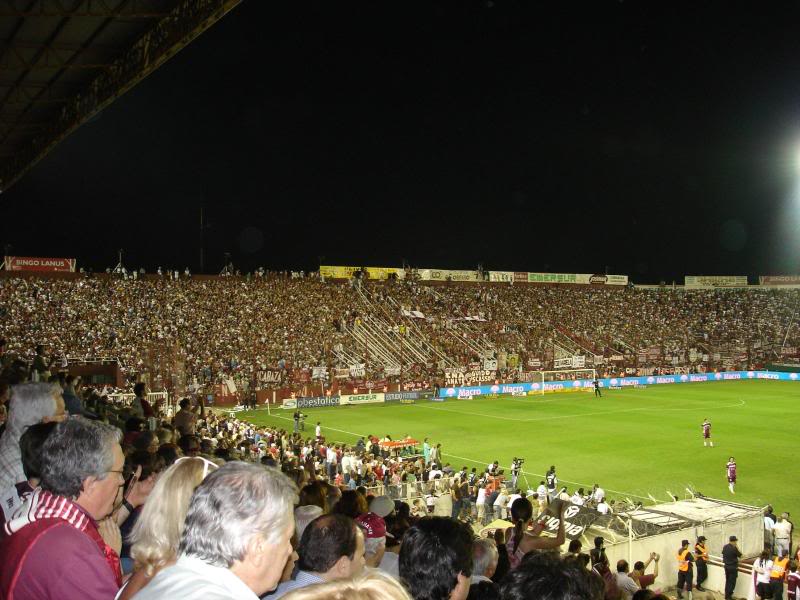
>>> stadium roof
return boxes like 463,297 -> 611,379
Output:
0,0 -> 241,192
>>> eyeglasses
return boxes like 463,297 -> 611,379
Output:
106,469 -> 126,486
175,456 -> 218,479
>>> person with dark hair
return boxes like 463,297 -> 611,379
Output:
173,397 -> 203,436
399,517 -> 473,600
131,382 -> 154,419
630,553 -> 659,590
0,421 -> 57,524
616,559 -> 640,600
507,497 -> 566,570
270,513 -> 365,598
500,551 -> 601,600
676,539 -> 695,600
722,536 -> 742,600
332,489 -> 368,519
694,536 -> 708,591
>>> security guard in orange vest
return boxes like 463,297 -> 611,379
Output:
771,550 -> 790,600
677,539 -> 695,600
695,536 -> 709,591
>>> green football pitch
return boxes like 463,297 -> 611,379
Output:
238,380 -> 799,518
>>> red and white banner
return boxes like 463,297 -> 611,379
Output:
4,256 -> 76,272
759,275 -> 800,286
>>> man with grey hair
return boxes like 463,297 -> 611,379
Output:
471,537 -> 499,585
135,462 -> 298,600
0,417 -> 124,599
0,382 -> 65,489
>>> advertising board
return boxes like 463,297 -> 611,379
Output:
4,256 -> 76,272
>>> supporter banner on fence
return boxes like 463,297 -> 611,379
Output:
340,393 -> 385,405
419,269 -> 482,282
514,272 -> 528,283
349,364 -> 366,377
312,367 -> 328,380
527,358 -> 541,368
257,369 -> 283,386
334,368 -> 350,379
489,271 -> 513,282
4,256 -> 76,272
591,274 -> 628,285
483,359 -> 498,370
385,366 -> 401,376
444,368 -> 496,386
685,275 -> 748,288
759,275 -> 800,286
541,504 -> 601,540
438,370 -> 799,398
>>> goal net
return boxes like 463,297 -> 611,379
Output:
527,368 -> 597,395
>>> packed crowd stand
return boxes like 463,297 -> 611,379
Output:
0,275 -> 797,399
1,346 -> 798,600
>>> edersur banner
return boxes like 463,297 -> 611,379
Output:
340,393 -> 385,405
4,256 -> 76,272
438,371 -> 799,398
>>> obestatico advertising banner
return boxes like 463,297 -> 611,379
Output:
4,256 -> 76,272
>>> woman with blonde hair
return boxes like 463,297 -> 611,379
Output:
116,456 -> 218,600
281,569 -> 412,600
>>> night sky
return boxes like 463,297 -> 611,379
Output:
3,0 -> 800,282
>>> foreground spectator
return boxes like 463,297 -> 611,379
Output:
281,569 -> 412,600
0,382 -> 65,489
0,421 -> 56,524
0,418 -> 124,598
135,462 -> 297,599
500,551 -> 602,600
118,456 -> 219,600
269,513 -> 366,598
400,517 -> 473,600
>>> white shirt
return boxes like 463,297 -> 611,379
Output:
772,520 -> 791,539
570,493 -> 584,506
326,448 -> 337,464
597,501 -> 610,515
594,487 -> 605,502
755,559 -> 774,584
536,484 -> 547,499
379,552 -> 400,579
315,425 -> 321,437
476,488 -> 487,505
134,555 -> 259,600
508,494 -> 522,510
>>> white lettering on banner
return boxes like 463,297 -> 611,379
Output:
444,368 -> 496,386
349,364 -> 366,377
589,274 -> 608,284
334,368 -> 350,379
484,359 -> 498,371
527,358 -> 541,367
610,354 -> 624,361
489,271 -> 514,282
760,275 -> 800,285
385,366 -> 401,376
257,369 -> 282,384
312,367 -> 328,380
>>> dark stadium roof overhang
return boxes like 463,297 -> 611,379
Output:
0,0 -> 241,192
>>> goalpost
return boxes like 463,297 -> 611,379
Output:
528,368 -> 597,396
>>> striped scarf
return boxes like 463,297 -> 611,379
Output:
4,488 -> 122,586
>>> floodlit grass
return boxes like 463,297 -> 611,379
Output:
239,381 -> 799,517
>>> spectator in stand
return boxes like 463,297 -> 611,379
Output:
173,397 -> 203,436
280,569 -> 412,600
500,551 -> 601,600
0,421 -> 56,525
471,538 -> 500,590
134,462 -> 297,600
61,374 -> 83,415
0,382 -> 66,490
118,456 -> 218,600
355,512 -> 388,570
506,498 -> 566,570
629,553 -> 660,590
0,418 -> 125,599
400,517 -> 473,600
131,382 -> 154,419
269,513 -> 366,599
616,559 -> 641,600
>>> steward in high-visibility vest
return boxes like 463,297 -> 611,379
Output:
695,536 -> 709,591
771,554 -> 790,600
676,540 -> 695,600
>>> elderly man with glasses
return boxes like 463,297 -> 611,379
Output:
0,417 -> 125,599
